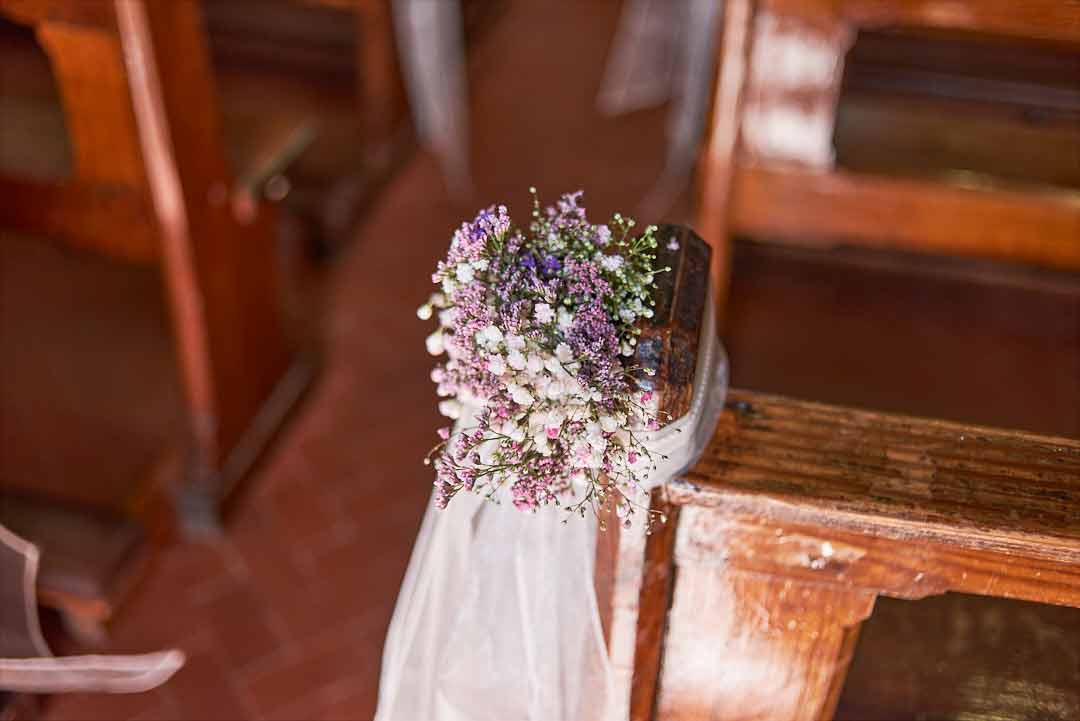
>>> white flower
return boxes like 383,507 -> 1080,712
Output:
621,341 -> 634,356
544,378 -> 565,400
599,414 -> 621,434
505,333 -> 526,351
555,343 -> 573,363
473,258 -> 490,272
487,354 -> 506,376
477,324 -> 503,348
667,236 -> 680,251
508,383 -> 534,405
506,349 -> 527,371
426,330 -> 445,356
441,277 -> 456,294
438,400 -> 461,419
595,225 -> 612,246
526,354 -> 543,374
416,303 -> 433,320
557,308 -> 574,332
599,254 -> 624,272
619,308 -> 636,323
500,420 -> 526,442
534,302 -> 555,325
456,264 -> 475,283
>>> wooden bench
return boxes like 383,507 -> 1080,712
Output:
629,389 -> 1080,720
697,0 -> 1080,316
0,0 -> 314,533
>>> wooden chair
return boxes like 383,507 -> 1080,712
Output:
607,226 -> 1079,720
697,0 -> 1080,315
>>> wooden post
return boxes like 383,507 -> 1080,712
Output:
652,506 -> 876,721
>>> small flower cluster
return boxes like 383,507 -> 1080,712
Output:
420,190 -> 671,525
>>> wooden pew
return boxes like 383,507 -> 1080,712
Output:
608,223 -> 1080,719
0,0 -> 313,530
697,0 -> 1080,318
629,389 -> 1080,720
0,0 -> 318,640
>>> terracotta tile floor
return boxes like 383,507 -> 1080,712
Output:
42,2 -> 681,719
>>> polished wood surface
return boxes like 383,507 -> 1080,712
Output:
631,389 -> 1080,720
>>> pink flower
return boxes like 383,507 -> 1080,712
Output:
546,426 -> 560,439
437,427 -> 451,440
640,391 -> 653,403
627,451 -> 639,465
646,418 -> 660,431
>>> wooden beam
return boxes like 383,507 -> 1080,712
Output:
679,390 -> 1080,582
730,165 -> 1080,271
0,176 -> 156,262
761,0 -> 1080,46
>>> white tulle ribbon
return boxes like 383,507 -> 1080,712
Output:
376,295 -> 727,721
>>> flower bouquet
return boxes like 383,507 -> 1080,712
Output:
419,190 -> 681,527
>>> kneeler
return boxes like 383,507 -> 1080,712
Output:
0,523 -> 182,696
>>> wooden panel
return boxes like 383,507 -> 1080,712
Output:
730,165 -> 1080,270
761,0 -> 1080,46
0,176 -> 156,262
679,390 -> 1080,572
36,18 -> 146,187
0,0 -> 116,29
654,542 -> 875,721
740,9 -> 850,167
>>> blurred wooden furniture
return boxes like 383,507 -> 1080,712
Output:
0,0 -> 318,640
697,0 -> 1080,312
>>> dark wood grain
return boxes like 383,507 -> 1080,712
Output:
629,490 -> 680,721
678,390 -> 1080,568
633,225 -> 710,423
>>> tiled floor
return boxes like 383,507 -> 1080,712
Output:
41,2 -> 681,719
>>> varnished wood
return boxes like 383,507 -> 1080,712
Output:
632,226 -> 710,422
696,0 -> 753,330
634,390 -> 1080,720
629,491 -> 680,721
0,1 -> 311,535
730,165 -> 1080,271
35,19 -> 145,187
696,0 -> 1080,273
654,551 -> 875,721
0,176 -> 156,262
679,390 -> 1080,572
761,0 -> 1080,46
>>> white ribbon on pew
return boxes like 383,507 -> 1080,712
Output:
375,293 -> 727,721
